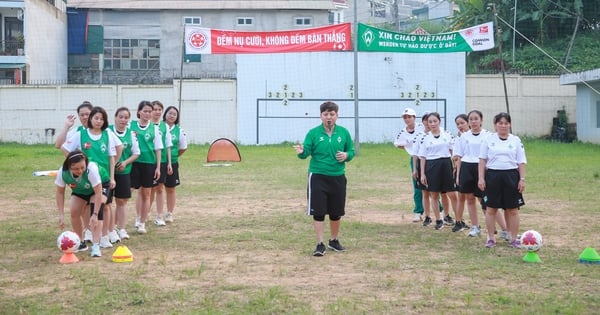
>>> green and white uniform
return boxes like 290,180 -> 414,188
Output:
55,162 -> 103,196
110,125 -> 140,175
297,124 -> 355,176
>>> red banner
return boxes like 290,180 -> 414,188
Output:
185,23 -> 352,55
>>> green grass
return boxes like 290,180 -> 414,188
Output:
0,140 -> 599,314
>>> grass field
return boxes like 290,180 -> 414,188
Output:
0,140 -> 599,314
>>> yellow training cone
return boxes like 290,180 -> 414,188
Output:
112,245 -> 133,262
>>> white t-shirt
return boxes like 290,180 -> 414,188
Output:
418,128 -> 455,160
479,133 -> 527,170
453,129 -> 490,163
394,123 -> 424,156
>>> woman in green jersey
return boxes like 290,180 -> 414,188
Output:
55,151 -> 107,257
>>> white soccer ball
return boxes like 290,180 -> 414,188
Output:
520,230 -> 543,252
57,231 -> 80,253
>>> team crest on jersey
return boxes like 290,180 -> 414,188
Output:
84,183 -> 91,189
83,142 -> 91,149
100,143 -> 107,153
145,133 -> 151,141
337,136 -> 342,143
171,134 -> 177,142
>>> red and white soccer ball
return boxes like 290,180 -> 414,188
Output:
520,230 -> 543,252
57,231 -> 80,253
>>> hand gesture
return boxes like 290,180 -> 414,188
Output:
293,142 -> 304,154
335,151 -> 347,162
64,114 -> 76,128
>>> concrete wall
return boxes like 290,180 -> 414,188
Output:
466,75 -> 576,137
25,0 -> 68,83
0,75 -> 576,145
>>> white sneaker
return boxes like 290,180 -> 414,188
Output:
468,225 -> 481,237
100,235 -> 113,248
83,229 -> 93,243
137,223 -> 147,234
135,216 -> 141,228
108,230 -> 121,243
412,213 -> 422,222
164,212 -> 174,223
154,217 -> 166,226
90,243 -> 102,257
118,228 -> 130,240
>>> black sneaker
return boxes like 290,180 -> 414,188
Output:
77,241 -> 88,252
443,215 -> 454,225
328,239 -> 346,252
435,219 -> 444,230
422,216 -> 432,226
313,242 -> 326,256
451,221 -> 463,232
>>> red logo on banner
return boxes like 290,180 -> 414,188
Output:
479,25 -> 489,33
189,31 -> 207,49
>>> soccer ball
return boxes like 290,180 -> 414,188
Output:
57,231 -> 80,253
520,230 -> 543,252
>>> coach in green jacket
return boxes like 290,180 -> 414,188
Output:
294,101 -> 355,257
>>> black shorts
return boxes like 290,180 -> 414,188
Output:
114,173 -> 132,199
72,181 -> 112,204
157,162 -> 168,184
165,162 -> 181,188
131,162 -> 159,189
458,162 -> 483,197
307,173 -> 346,218
483,169 -> 525,209
424,158 -> 455,192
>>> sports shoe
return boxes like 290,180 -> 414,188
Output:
510,239 -> 521,249
500,230 -> 511,242
313,242 -> 326,256
77,241 -> 88,252
412,213 -> 422,222
165,212 -> 174,223
327,239 -> 346,252
154,217 -> 166,226
443,215 -> 454,225
100,235 -> 113,248
485,239 -> 496,248
137,223 -> 147,234
451,221 -> 463,232
468,225 -> 481,237
90,243 -> 102,257
118,228 -> 130,240
434,219 -> 444,230
83,229 -> 93,243
422,216 -> 432,226
108,230 -> 121,243
135,216 -> 141,228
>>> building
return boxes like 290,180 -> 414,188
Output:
0,0 -> 68,84
560,68 -> 600,144
66,0 -> 341,84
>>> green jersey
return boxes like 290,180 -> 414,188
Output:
110,125 -> 134,174
59,162 -> 100,195
169,124 -> 182,164
156,121 -> 170,163
131,121 -> 159,164
80,130 -> 110,182
297,124 -> 355,176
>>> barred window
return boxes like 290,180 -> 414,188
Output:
103,39 -> 160,70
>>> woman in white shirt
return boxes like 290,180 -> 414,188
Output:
478,112 -> 527,248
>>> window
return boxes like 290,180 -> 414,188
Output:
103,39 -> 160,70
183,17 -> 201,25
295,17 -> 312,26
371,3 -> 386,18
237,17 -> 253,25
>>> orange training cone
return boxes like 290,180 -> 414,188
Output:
59,252 -> 79,264
112,245 -> 133,262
